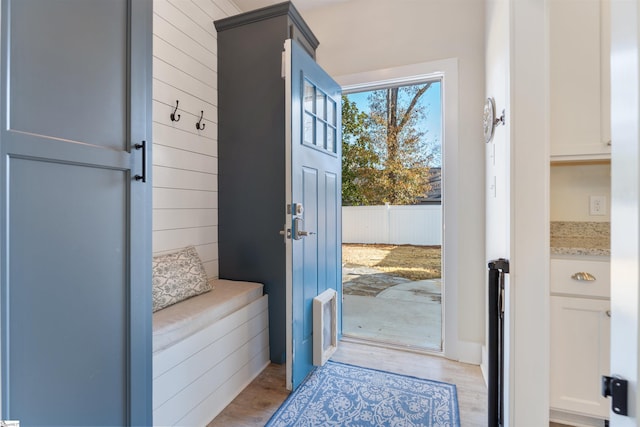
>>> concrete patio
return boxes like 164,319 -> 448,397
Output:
342,265 -> 442,351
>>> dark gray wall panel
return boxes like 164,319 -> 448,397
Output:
217,12 -> 292,364
216,2 -> 329,366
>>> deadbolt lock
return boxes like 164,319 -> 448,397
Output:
288,203 -> 304,215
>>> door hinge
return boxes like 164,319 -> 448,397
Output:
281,51 -> 286,79
602,375 -> 628,416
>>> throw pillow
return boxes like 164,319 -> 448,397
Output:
152,246 -> 211,312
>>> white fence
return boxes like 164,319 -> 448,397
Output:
342,204 -> 442,246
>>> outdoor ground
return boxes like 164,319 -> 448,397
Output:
342,244 -> 442,280
341,243 -> 443,349
342,244 -> 442,297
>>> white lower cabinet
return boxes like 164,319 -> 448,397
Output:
550,295 -> 610,419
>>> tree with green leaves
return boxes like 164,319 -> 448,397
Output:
341,96 -> 378,206
342,84 -> 436,205
368,84 -> 434,205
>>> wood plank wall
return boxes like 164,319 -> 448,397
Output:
152,0 -> 240,277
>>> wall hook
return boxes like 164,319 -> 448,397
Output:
196,110 -> 206,130
170,100 -> 181,122
495,109 -> 506,127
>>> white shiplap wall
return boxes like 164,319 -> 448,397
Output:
152,0 -> 240,277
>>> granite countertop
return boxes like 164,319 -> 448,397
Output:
550,221 -> 610,256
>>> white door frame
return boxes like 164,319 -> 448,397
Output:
485,0 -> 549,424
336,58 -> 470,362
506,0 -> 550,424
610,0 -> 640,424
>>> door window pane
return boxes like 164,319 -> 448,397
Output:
327,99 -> 336,126
304,80 -> 315,113
327,127 -> 335,153
316,122 -> 326,148
302,76 -> 338,155
304,112 -> 315,145
316,91 -> 326,120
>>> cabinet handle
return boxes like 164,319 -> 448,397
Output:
571,272 -> 596,281
606,310 -> 611,317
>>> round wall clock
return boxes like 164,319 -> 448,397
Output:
483,97 -> 497,143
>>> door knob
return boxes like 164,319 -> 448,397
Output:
296,230 -> 316,239
292,217 -> 315,240
279,227 -> 291,239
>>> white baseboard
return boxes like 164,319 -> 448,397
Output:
550,409 -> 607,427
480,345 -> 488,386
449,339 -> 482,365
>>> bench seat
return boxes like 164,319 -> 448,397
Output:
152,279 -> 269,426
153,279 -> 264,353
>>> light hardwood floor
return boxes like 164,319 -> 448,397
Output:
208,339 -> 488,426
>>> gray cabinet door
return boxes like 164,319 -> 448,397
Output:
0,1 -> 152,425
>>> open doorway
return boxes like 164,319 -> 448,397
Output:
341,79 -> 443,352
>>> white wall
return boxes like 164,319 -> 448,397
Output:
485,2 -> 511,261
484,0 -> 511,411
550,163 -> 611,222
302,0 -> 486,360
484,0 -> 550,425
152,0 -> 241,277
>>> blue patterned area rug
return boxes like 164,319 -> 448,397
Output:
266,360 -> 460,426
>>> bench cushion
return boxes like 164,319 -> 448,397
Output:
152,279 -> 264,353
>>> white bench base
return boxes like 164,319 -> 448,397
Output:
153,293 -> 269,426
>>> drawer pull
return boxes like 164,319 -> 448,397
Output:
571,272 -> 596,281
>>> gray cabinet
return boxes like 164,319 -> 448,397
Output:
215,2 -> 319,364
0,1 -> 152,425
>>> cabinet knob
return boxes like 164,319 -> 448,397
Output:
571,272 -> 596,281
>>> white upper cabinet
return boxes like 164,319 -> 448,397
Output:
550,0 -> 611,160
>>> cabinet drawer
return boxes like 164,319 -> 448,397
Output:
550,258 -> 610,298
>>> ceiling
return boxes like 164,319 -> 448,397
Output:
232,0 -> 348,12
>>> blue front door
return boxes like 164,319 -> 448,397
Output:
284,39 -> 342,390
